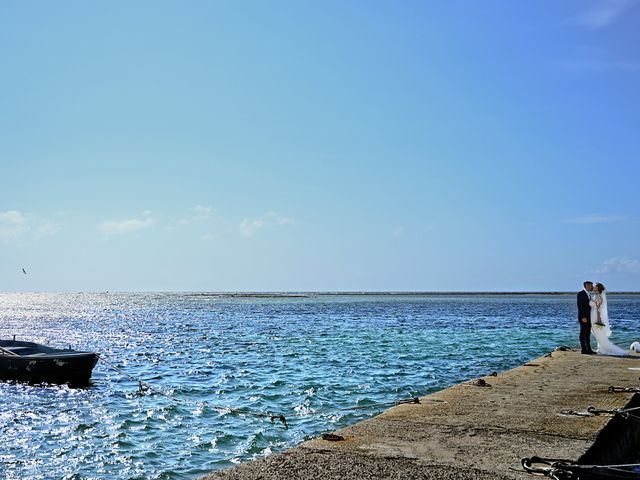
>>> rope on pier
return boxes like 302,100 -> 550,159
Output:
558,409 -> 595,417
559,404 -> 640,422
97,355 -> 421,430
588,404 -> 640,418
608,378 -> 640,394
521,456 -> 640,479
521,456 -> 572,479
609,385 -> 640,394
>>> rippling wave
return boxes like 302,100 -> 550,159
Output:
1,293 -> 639,479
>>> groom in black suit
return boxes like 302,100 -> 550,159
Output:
577,281 -> 594,354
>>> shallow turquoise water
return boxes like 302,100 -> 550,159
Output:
1,293 -> 639,479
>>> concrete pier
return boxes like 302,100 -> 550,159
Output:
203,350 -> 640,480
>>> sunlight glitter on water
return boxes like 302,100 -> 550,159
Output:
1,293 -> 639,479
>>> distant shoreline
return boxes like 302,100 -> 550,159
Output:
4,291 -> 639,297
183,291 -> 640,297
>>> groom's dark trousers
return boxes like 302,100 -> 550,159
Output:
577,290 -> 593,353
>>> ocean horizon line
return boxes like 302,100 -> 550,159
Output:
3,290 -> 640,296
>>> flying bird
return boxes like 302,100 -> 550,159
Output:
22,268 -> 27,275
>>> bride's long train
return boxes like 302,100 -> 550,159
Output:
591,324 -> 628,356
590,292 -> 636,357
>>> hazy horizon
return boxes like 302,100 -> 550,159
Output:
3,290 -> 639,295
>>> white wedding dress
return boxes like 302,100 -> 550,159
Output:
590,292 -> 628,356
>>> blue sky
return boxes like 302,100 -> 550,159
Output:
1,0 -> 639,292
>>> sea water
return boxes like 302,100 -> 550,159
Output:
1,293 -> 639,479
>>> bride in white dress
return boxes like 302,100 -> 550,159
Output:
590,283 -> 628,356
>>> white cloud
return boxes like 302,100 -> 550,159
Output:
175,205 -> 215,226
598,257 -> 640,275
0,210 -> 28,239
563,214 -> 628,224
192,205 -> 214,219
0,210 -> 67,241
0,210 -> 27,225
97,214 -> 154,235
240,212 -> 295,237
0,210 -> 27,227
574,0 -> 633,29
393,226 -> 404,236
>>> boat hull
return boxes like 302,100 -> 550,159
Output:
0,340 -> 99,387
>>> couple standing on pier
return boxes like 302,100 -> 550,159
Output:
577,280 -> 628,356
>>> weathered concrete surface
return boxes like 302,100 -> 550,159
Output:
203,350 -> 640,480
